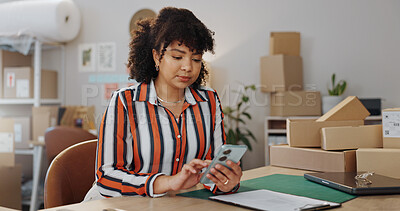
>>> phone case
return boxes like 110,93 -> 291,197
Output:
200,144 -> 247,184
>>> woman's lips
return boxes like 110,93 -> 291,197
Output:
178,76 -> 191,82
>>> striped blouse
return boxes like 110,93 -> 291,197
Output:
95,80 -> 234,197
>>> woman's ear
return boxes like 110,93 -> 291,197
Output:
152,49 -> 160,66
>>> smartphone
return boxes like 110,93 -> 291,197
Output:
199,144 -> 248,184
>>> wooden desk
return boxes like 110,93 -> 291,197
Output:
40,166 -> 400,211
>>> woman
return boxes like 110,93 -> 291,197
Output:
84,7 -> 242,200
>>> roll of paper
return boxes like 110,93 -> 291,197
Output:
0,0 -> 81,43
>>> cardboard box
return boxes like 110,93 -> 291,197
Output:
321,125 -> 383,150
382,108 -> 400,148
0,50 -> 32,98
0,118 -> 14,167
32,106 -> 59,142
3,66 -> 32,98
287,118 -> 364,147
357,148 -> 400,179
13,117 -> 31,149
260,55 -> 303,92
270,91 -> 321,116
0,165 -> 22,210
41,69 -> 58,99
269,32 -> 300,56
317,96 -> 370,122
270,145 -> 356,172
3,67 -> 58,99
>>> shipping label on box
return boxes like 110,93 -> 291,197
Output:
270,145 -> 356,172
270,91 -> 321,116
357,148 -> 400,179
287,118 -> 364,147
13,117 -> 31,149
383,111 -> 400,137
0,133 -> 13,153
382,109 -> 400,148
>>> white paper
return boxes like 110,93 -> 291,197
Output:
97,42 -> 116,72
14,123 -> 22,143
209,189 -> 340,211
16,79 -> 30,98
383,111 -> 400,138
0,132 -> 14,153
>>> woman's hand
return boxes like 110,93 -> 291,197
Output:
206,160 -> 242,192
154,159 -> 208,194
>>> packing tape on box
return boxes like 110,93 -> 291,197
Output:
0,0 -> 81,43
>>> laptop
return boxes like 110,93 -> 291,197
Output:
304,172 -> 400,195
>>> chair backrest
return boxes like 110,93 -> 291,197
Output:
45,126 -> 97,164
44,139 -> 97,208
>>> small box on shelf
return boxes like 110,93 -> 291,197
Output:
3,67 -> 58,99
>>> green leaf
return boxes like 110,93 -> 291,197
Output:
226,129 -> 236,145
238,102 -> 243,109
242,112 -> 251,120
242,96 -> 249,102
331,73 -> 336,90
239,134 -> 252,151
246,129 -> 257,142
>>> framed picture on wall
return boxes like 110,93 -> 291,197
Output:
97,42 -> 116,72
78,43 -> 96,72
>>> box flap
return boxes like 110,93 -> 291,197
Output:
317,96 -> 370,122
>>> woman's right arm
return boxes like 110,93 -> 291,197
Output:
95,90 -> 165,197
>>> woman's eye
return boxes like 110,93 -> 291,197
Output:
192,58 -> 201,63
172,56 -> 182,60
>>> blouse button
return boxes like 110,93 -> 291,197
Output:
176,158 -> 180,162
177,135 -> 181,138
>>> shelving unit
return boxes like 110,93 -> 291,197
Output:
0,39 -> 65,211
264,115 -> 382,165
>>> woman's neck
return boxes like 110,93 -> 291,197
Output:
154,79 -> 185,103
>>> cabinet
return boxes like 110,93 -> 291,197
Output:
264,115 -> 382,165
0,40 -> 65,211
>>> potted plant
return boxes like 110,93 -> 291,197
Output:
322,73 -> 347,114
223,84 -> 257,151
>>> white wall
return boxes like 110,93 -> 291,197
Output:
63,0 -> 400,170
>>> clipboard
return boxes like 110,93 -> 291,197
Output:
209,189 -> 341,211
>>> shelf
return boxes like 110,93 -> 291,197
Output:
268,129 -> 287,134
0,98 -> 62,105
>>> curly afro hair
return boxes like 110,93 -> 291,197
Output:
127,7 -> 215,89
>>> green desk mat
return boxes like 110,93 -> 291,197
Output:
177,174 -> 356,204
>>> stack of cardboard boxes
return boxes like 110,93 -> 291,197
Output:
260,32 -> 321,116
270,96 -> 400,179
356,108 -> 400,179
0,118 -> 22,210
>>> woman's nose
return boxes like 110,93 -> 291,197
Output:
181,59 -> 192,71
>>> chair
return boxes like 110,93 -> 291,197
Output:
44,139 -> 97,208
45,126 -> 97,164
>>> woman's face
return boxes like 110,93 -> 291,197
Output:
153,40 -> 202,90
